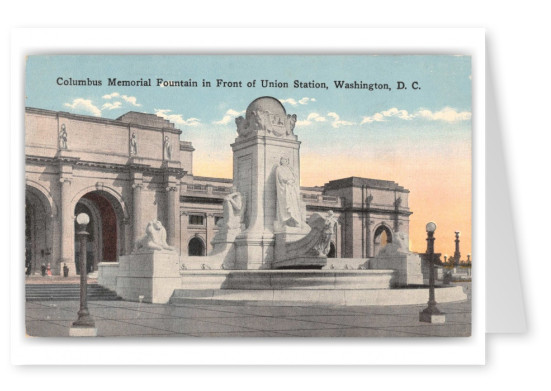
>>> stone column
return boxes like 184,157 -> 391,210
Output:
180,211 -> 188,256
59,177 -> 75,275
336,220 -> 342,258
206,213 -> 215,254
393,195 -> 401,233
46,214 -> 57,274
166,185 -> 178,247
131,178 -> 143,246
366,216 -> 373,258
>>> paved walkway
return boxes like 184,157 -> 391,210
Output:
25,283 -> 471,338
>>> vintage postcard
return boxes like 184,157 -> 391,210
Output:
24,54 -> 472,338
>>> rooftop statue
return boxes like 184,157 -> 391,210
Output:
59,124 -> 68,150
130,133 -> 138,155
164,136 -> 172,160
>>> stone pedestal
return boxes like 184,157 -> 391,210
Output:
97,262 -> 120,291
369,231 -> 423,286
69,327 -> 97,337
370,252 -> 423,286
419,312 -> 446,324
116,250 -> 180,303
234,234 -> 275,270
211,228 -> 240,269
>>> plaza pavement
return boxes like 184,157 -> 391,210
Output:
25,282 -> 471,338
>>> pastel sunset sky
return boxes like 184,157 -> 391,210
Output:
26,55 -> 472,258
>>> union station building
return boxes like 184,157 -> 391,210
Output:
24,106 -> 412,275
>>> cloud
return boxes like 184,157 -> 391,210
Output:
297,112 -> 353,128
361,106 -> 472,125
102,92 -> 120,99
280,97 -> 317,106
361,107 -> 413,124
307,112 -> 326,122
63,98 -> 102,117
295,113 -> 320,127
154,109 -> 200,127
299,97 -> 316,105
120,95 -> 141,107
296,112 -> 327,127
280,98 -> 298,106
416,107 -> 472,122
101,101 -> 122,111
102,92 -> 141,107
65,92 -> 143,117
327,112 -> 355,128
213,109 -> 245,125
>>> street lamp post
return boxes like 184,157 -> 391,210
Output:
69,213 -> 97,337
419,222 -> 446,324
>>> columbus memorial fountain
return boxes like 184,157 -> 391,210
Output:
98,97 -> 466,306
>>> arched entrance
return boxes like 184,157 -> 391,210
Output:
74,191 -> 123,273
373,225 -> 393,256
188,237 -> 205,256
25,190 -> 52,275
25,185 -> 54,275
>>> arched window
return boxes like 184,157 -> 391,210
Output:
188,237 -> 206,256
373,225 -> 393,257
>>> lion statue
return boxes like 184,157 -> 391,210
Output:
377,231 -> 409,257
133,219 -> 176,253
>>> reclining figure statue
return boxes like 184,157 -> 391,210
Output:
376,231 -> 409,257
134,219 -> 176,253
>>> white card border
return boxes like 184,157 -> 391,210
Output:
10,27 -> 485,365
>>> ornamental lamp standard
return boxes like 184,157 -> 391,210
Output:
69,213 -> 97,336
419,222 -> 446,324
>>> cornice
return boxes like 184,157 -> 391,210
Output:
25,107 -> 182,135
25,154 -> 186,177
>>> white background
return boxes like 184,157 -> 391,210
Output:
9,27 -> 486,366
1,1 -> 548,389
